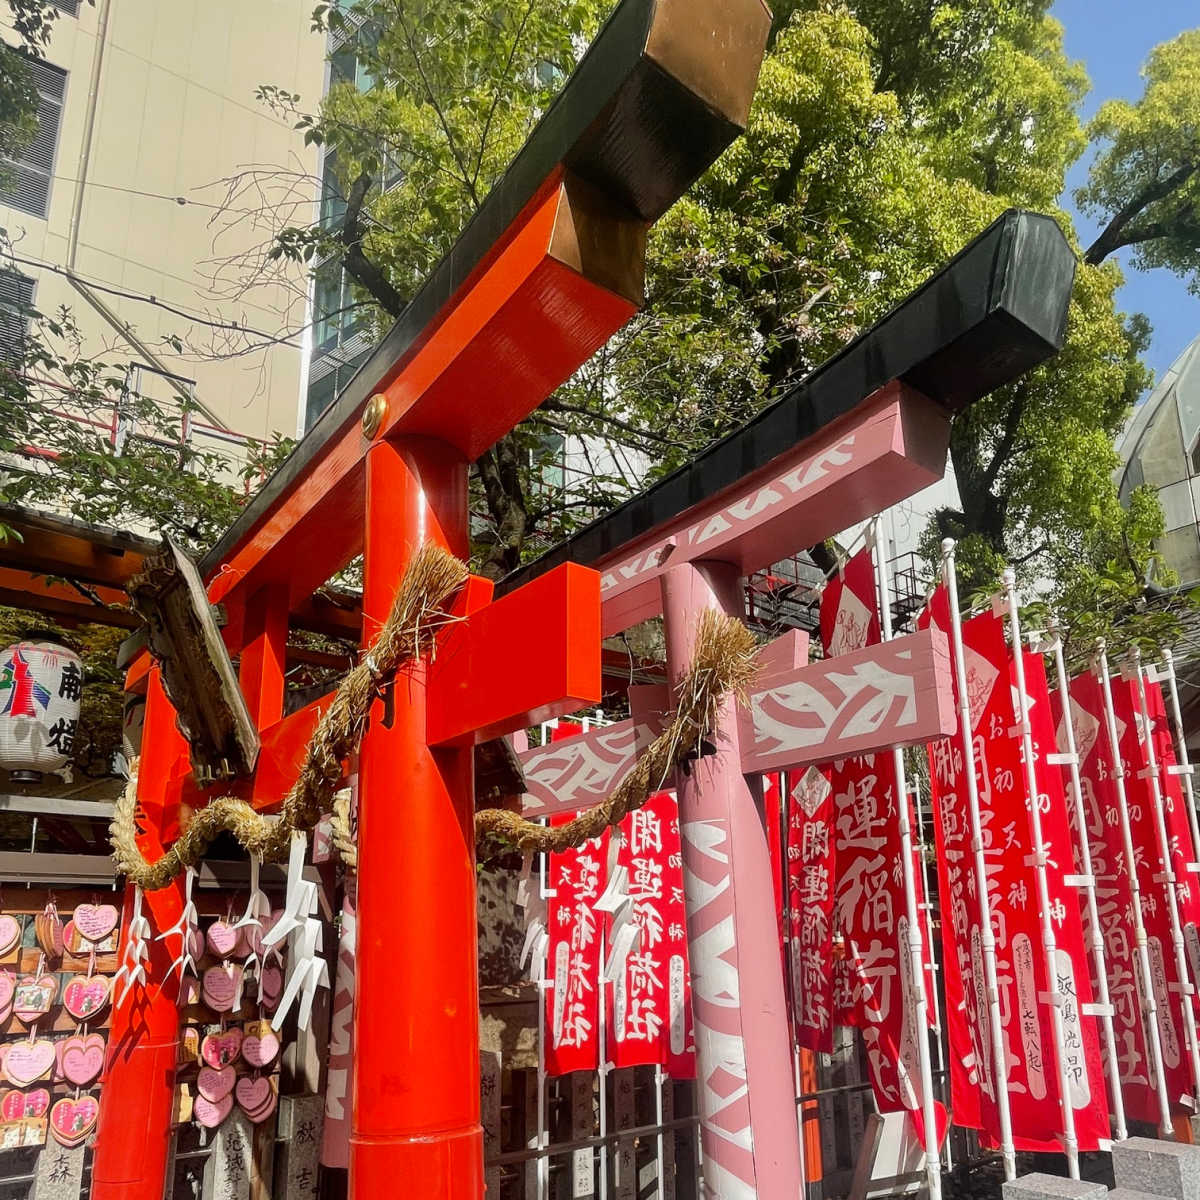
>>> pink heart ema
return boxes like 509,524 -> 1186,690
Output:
235,1075 -> 276,1123
0,915 -> 20,955
202,965 -> 241,1013
241,1031 -> 279,1069
64,976 -> 109,1019
73,904 -> 119,943
197,1065 -> 236,1103
60,1034 -> 105,1087
193,1093 -> 232,1129
200,1028 -> 242,1068
50,1095 -> 99,1144
4,1040 -> 55,1086
206,921 -> 243,959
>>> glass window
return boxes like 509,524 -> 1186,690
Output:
0,58 -> 66,220
319,154 -> 347,231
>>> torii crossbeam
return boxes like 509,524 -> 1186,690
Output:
91,4 -> 772,1199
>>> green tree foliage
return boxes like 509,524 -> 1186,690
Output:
259,2 -> 1190,639
1078,30 -> 1200,285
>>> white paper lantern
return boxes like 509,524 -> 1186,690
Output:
0,641 -> 83,782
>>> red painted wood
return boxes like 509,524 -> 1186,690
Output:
351,437 -> 485,1197
426,563 -> 601,746
91,669 -> 187,1200
238,580 -> 289,731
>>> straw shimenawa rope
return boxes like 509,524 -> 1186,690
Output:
111,538 -> 757,884
473,608 -> 757,857
111,543 -> 470,891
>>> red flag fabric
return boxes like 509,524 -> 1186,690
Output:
922,591 -> 1109,1151
1146,681 -> 1200,1001
821,549 -> 941,1136
606,791 -> 696,1078
1064,671 -> 1160,1123
544,821 -> 608,1075
1018,650 -> 1110,1148
1109,675 -> 1197,1109
786,764 -> 836,1053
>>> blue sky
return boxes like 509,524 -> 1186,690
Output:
1051,0 -> 1199,388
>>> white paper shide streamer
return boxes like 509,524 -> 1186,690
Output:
113,886 -> 151,1004
266,832 -> 329,1032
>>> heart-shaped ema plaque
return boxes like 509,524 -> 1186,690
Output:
201,964 -> 242,1014
235,1075 -> 277,1124
0,915 -> 21,959
199,1027 -> 242,1069
197,1064 -> 236,1103
0,970 -> 16,1024
62,974 -> 111,1022
206,921 -> 245,960
0,1087 -> 49,1121
49,1094 -> 99,1148
72,904 -> 119,945
13,974 -> 57,1025
3,1039 -> 55,1087
60,1033 -> 105,1088
193,1092 -> 232,1129
34,910 -> 63,960
260,965 -> 283,1011
240,1025 -> 279,1070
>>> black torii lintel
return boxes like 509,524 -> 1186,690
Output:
498,207 -> 1077,594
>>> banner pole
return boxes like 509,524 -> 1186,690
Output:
1126,647 -> 1200,1112
940,539 -> 1016,1180
1159,648 -> 1200,884
912,775 -> 953,1170
873,521 -> 941,1200
1000,570 -> 1080,1178
1047,618 -> 1127,1141
1093,641 -> 1174,1136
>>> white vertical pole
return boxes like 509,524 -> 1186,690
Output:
873,521 -> 941,1200
912,776 -> 953,1170
1001,570 -> 1080,1178
1047,618 -> 1127,1141
1127,647 -> 1200,1111
1160,648 -> 1200,876
535,826 -> 550,1200
1093,641 -> 1174,1136
940,539 -> 1016,1180
599,926 -> 609,1200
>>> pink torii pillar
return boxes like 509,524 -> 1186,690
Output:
661,560 -> 801,1198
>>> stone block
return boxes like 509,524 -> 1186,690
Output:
1110,1187 -> 1173,1200
1114,1136 -> 1200,1200
202,1110 -> 254,1200
1001,1172 -> 1108,1200
277,1094 -> 323,1200
31,1144 -> 85,1199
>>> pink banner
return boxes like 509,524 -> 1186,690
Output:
605,791 -> 695,1077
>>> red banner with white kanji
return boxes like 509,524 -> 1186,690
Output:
1146,680 -> 1200,1008
1064,671 -> 1160,1123
1110,675 -> 1197,1109
821,549 -> 940,1134
785,765 -> 835,1053
544,820 -> 607,1076
922,591 -> 1109,1150
606,791 -> 696,1078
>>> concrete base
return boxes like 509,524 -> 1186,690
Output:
1002,1174 -> 1108,1200
1114,1136 -> 1200,1200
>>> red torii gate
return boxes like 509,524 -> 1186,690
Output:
91,3 -> 771,1198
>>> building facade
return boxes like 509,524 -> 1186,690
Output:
0,0 -> 325,456
1118,332 -> 1200,582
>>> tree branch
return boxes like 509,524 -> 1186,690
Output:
338,172 -> 408,317
1084,159 -> 1198,265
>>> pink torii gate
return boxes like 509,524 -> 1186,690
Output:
503,209 -> 1076,1197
